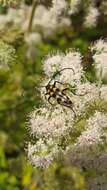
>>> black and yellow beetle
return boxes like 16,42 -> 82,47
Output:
41,68 -> 78,116
41,67 -> 87,116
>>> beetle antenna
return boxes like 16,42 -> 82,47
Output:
59,67 -> 75,75
40,67 -> 75,88
52,67 -> 75,79
39,78 -> 53,88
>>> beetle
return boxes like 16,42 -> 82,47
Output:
41,67 -> 87,116
41,68 -> 78,116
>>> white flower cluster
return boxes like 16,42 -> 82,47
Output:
66,111 -> 107,189
28,104 -> 75,168
43,51 -> 83,84
91,39 -> 107,82
0,1 -> 70,41
30,2 -> 70,37
27,41 -> 107,168
100,0 -> 107,15
29,106 -> 74,139
84,6 -> 99,28
24,32 -> 42,46
69,0 -> 81,15
69,0 -> 101,29
28,138 -> 59,168
0,0 -> 106,49
0,41 -> 16,69
0,5 -> 26,30
75,111 -> 107,148
51,0 -> 67,16
100,85 -> 107,102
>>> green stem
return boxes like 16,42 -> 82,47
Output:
28,0 -> 37,33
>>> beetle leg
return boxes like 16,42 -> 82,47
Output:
62,88 -> 69,95
62,87 -> 83,97
44,92 -> 48,101
56,97 -> 61,104
48,96 -> 54,105
70,107 -> 76,117
71,90 -> 87,96
66,104 -> 76,117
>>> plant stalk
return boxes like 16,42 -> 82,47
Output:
28,0 -> 37,33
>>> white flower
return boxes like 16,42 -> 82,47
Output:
59,52 -> 83,85
32,4 -> 70,37
0,5 -> 30,32
28,106 -> 74,139
51,0 -> 67,16
0,41 -> 16,69
100,1 -> 107,15
69,0 -> 81,15
0,2 -> 70,38
24,32 -> 42,45
7,7 -> 26,26
66,111 -> 107,184
75,112 -> 107,148
93,53 -> 107,80
27,138 -> 60,168
0,15 -> 8,30
43,53 -> 63,77
33,5 -> 58,31
43,51 -> 83,85
84,6 -> 99,28
58,17 -> 71,27
91,39 -> 107,82
76,82 -> 100,102
28,142 -> 53,168
72,82 -> 100,115
100,85 -> 107,102
91,39 -> 107,53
